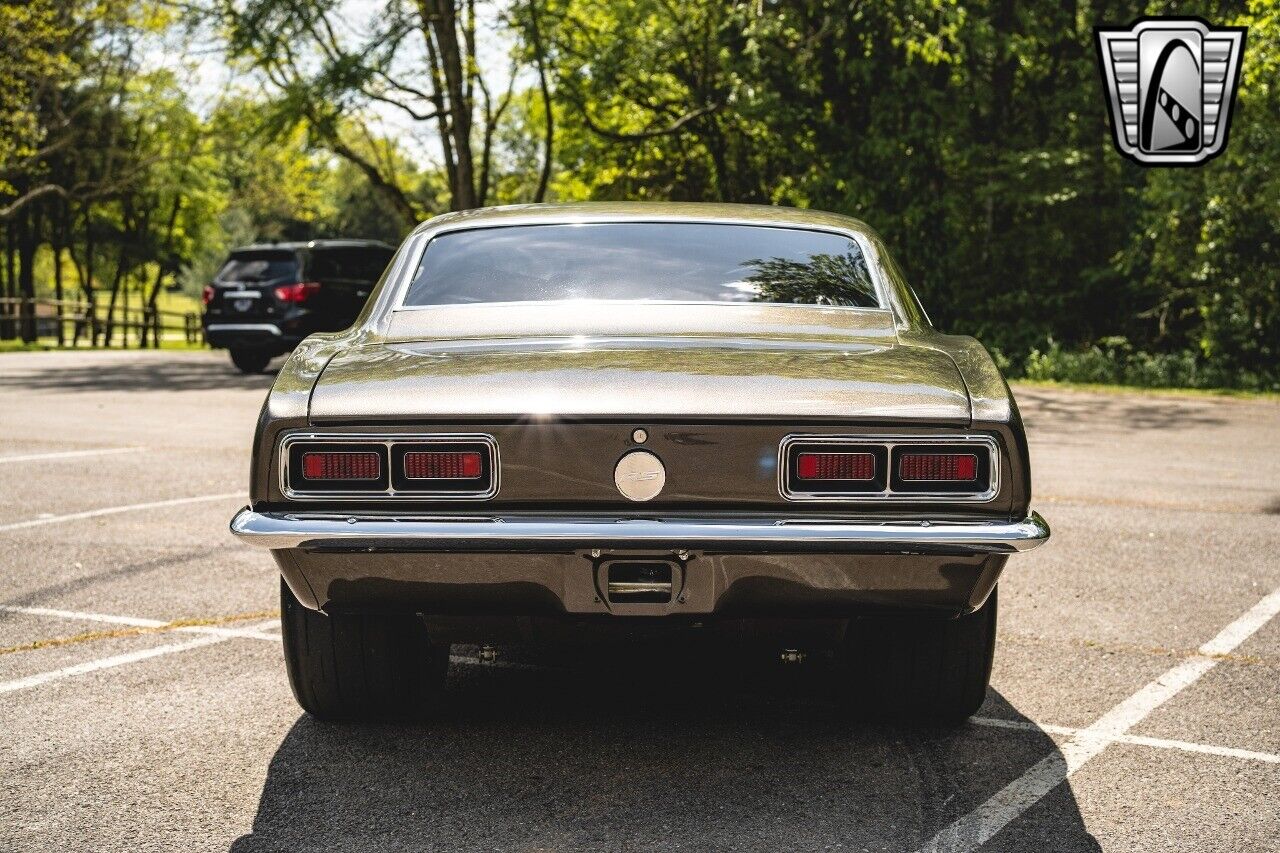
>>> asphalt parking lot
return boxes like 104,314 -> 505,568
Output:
1,348 -> 1277,852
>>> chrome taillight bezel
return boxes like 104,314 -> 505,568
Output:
279,432 -> 500,500
778,434 -> 999,502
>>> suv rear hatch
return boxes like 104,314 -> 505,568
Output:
207,249 -> 300,321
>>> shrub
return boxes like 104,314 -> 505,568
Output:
1012,337 -> 1278,392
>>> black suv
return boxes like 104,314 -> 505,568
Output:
202,240 -> 396,373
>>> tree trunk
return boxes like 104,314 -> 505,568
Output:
17,208 -> 39,344
53,212 -> 65,347
122,272 -> 131,347
421,0 -> 477,209
84,204 -> 99,346
140,192 -> 184,348
102,247 -> 128,347
142,264 -> 166,348
526,0 -> 554,203
1,221 -> 14,341
422,29 -> 460,206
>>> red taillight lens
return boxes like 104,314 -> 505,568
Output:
301,451 -> 381,481
898,452 -> 977,481
202,285 -> 215,305
275,281 -> 321,303
403,451 -> 482,479
796,452 -> 875,480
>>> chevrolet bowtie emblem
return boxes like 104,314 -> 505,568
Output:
1095,17 -> 1246,166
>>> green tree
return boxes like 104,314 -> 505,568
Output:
218,0 -> 553,216
1127,0 -> 1279,383
0,0 -> 69,209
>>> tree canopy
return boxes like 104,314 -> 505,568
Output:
0,0 -> 1275,387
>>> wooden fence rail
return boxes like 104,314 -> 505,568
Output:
0,297 -> 203,348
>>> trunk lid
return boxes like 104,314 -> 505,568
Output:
309,304 -> 970,424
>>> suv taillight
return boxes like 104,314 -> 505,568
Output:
202,285 -> 215,306
275,281 -> 321,303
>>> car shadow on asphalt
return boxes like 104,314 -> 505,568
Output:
231,641 -> 1101,852
1014,387 -> 1228,433
0,355 -> 279,393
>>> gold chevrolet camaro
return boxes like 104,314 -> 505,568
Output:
231,202 -> 1049,723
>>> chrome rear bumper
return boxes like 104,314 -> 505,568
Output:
230,509 -> 1049,556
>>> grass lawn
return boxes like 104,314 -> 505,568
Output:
1010,379 -> 1280,402
0,339 -> 209,353
0,285 -> 207,353
153,288 -> 202,316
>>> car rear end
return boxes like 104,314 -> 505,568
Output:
203,242 -> 394,373
238,310 -> 1041,620
230,206 -> 1049,722
202,247 -> 304,355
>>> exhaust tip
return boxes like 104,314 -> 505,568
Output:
605,560 -> 675,604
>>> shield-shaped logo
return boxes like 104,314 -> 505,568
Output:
1095,18 -> 1246,166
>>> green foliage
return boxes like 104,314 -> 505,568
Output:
0,0 -> 67,196
1020,337 -> 1276,391
541,0 -> 1277,389
178,207 -> 256,296
3,0 -> 1278,382
745,252 -> 876,306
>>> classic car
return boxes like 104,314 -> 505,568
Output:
202,239 -> 395,374
230,202 -> 1049,723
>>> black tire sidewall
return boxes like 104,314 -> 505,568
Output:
229,347 -> 271,374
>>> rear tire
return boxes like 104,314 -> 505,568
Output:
229,346 -> 272,374
843,586 -> 997,724
280,578 -> 449,721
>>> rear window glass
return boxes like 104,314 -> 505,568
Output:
216,251 -> 298,283
308,247 -> 394,282
402,223 -> 879,308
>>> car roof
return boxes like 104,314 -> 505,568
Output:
230,239 -> 395,253
409,202 -> 876,239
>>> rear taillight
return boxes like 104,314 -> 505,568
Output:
301,451 -> 381,481
285,442 -> 390,494
202,285 -> 215,306
275,281 -> 321,303
783,442 -> 887,496
888,444 -> 991,494
404,451 -> 482,479
898,452 -> 977,482
282,434 -> 499,499
781,437 -> 995,500
796,452 -> 875,481
391,441 -> 495,494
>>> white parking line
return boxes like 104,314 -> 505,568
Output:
0,604 -> 167,628
971,716 -> 1280,764
920,584 -> 1280,852
0,634 -> 227,694
0,604 -> 280,641
0,620 -> 279,695
0,492 -> 242,533
0,447 -> 141,464
4,602 -> 1278,773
